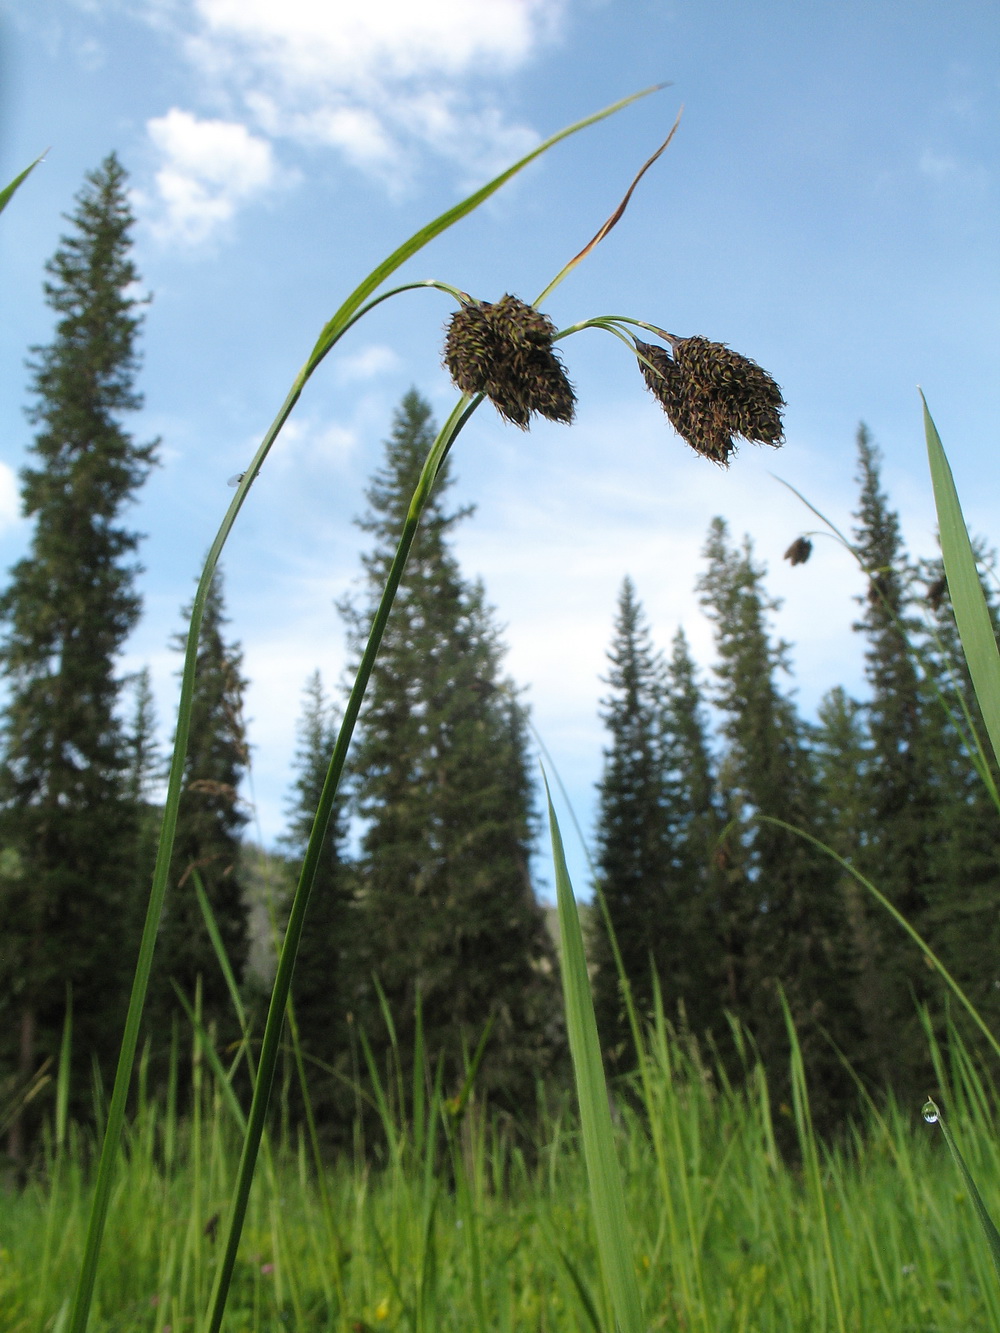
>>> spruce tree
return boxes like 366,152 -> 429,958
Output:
851,426 -> 939,1085
660,627 -> 726,1038
344,390 -> 561,1113
697,518 -> 862,1122
915,550 -> 1000,1036
590,578 -> 672,1058
152,568 -> 250,1037
280,670 -> 356,1133
0,155 -> 157,1149
590,583 -> 720,1057
123,668 -> 164,977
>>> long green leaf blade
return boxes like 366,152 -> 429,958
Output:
0,153 -> 45,216
302,85 -> 663,376
546,779 -> 643,1333
924,395 -> 1000,767
923,1098 -> 1000,1286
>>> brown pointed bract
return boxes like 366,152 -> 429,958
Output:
444,295 -> 576,429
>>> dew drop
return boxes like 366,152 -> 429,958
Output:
227,471 -> 245,488
922,1100 -> 939,1124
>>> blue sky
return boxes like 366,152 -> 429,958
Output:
1,0 -> 998,897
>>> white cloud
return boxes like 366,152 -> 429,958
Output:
144,108 -> 283,244
0,463 -> 21,534
142,0 -> 562,237
334,345 -> 399,383
190,0 -> 560,87
266,415 -> 358,470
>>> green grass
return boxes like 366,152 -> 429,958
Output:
4,1014 -> 1000,1333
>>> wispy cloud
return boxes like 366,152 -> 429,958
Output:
143,109 -> 285,244
141,0 -> 563,242
334,345 -> 400,383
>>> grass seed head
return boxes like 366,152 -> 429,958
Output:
783,537 -> 813,566
636,336 -> 785,465
443,301 -> 498,396
443,295 -> 576,429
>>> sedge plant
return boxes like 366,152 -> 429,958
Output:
57,82 -> 803,1331
65,86 -> 659,1333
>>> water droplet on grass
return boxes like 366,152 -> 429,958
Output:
922,1101 -> 939,1124
227,472 -> 245,488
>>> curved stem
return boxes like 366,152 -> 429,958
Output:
204,393 -> 481,1333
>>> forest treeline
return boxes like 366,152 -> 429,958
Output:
2,156 -> 998,1163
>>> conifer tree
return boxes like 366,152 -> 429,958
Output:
590,578 -> 672,1058
915,550 -> 1000,1034
0,155 -> 157,1148
698,518 -> 862,1121
123,667 -> 164,970
851,426 -> 938,1084
280,670 -> 356,1132
660,627 -> 726,1037
344,390 -> 561,1111
153,568 -> 250,1035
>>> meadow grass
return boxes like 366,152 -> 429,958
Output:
4,1013 -> 1000,1333
8,107 -> 1000,1333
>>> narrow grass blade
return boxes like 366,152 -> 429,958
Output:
923,395 -> 1000,768
546,776 -> 643,1333
192,868 -> 249,1032
760,814 -> 1000,1064
923,1097 -> 1000,1286
56,985 -> 72,1150
0,153 -> 45,216
169,984 -> 247,1133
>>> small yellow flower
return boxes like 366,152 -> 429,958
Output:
375,1296 -> 390,1321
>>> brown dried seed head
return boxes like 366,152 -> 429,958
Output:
674,337 -> 785,449
783,537 -> 813,566
636,335 -> 784,465
443,302 -> 498,396
490,293 -> 555,346
636,340 -> 737,464
443,295 -> 576,429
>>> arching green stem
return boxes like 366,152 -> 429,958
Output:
204,392 -> 481,1333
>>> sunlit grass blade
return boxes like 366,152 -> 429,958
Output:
923,1097 -> 1000,1285
546,776 -> 643,1333
923,395 -> 1000,769
0,152 -> 45,216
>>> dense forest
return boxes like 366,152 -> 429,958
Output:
2,155 -> 998,1165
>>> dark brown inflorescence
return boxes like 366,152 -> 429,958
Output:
444,295 -> 576,429
636,336 -> 785,465
783,536 -> 813,566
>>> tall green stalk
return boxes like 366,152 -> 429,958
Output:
204,393 -> 479,1331
68,87 -> 659,1333
546,782 -> 644,1333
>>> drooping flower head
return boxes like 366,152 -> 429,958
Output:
444,295 -> 576,429
783,536 -> 813,566
636,335 -> 784,465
